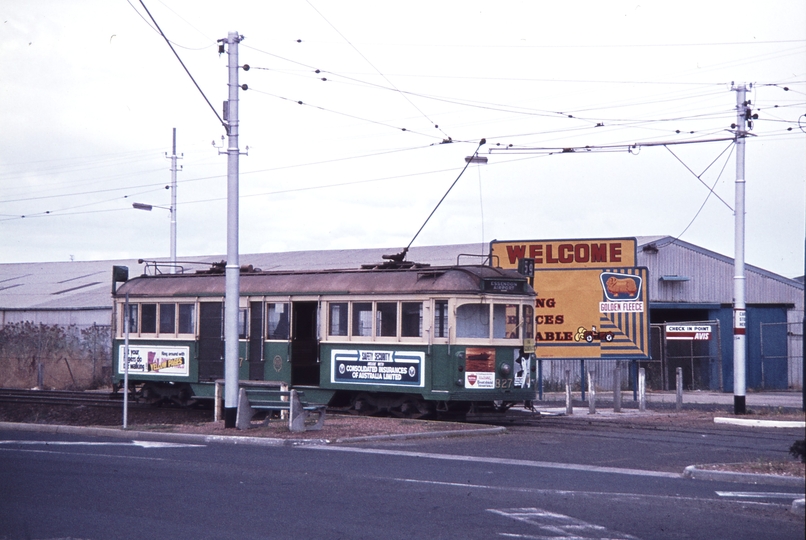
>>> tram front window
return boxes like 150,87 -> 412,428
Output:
456,303 -> 489,339
493,304 -> 519,339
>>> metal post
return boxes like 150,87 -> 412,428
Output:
123,293 -> 130,430
580,359 -> 586,401
168,128 -> 180,273
676,366 -> 683,411
565,369 -> 573,415
733,84 -> 748,415
588,369 -> 596,414
638,367 -> 646,412
223,32 -> 243,428
538,358 -> 543,401
631,360 -> 638,401
613,361 -> 622,413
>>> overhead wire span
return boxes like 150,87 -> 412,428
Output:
663,142 -> 735,211
136,0 -> 226,132
304,0 -> 453,142
670,142 -> 736,243
249,87 -> 443,140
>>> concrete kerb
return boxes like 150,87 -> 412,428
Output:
0,421 -> 505,447
683,465 -> 805,488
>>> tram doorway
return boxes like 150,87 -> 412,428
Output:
291,301 -> 320,386
248,301 -> 264,380
198,302 -> 224,381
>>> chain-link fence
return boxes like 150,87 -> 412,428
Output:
761,321 -> 803,390
0,322 -> 111,390
536,321 -> 723,393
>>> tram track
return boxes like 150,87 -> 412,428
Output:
0,388 -> 129,409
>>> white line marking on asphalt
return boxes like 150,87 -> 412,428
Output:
386,477 -> 788,508
0,439 -> 204,448
309,445 -> 680,478
489,507 -> 640,540
714,417 -> 806,428
716,491 -> 805,499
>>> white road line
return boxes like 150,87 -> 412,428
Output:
309,445 -> 680,478
489,507 -> 640,540
0,440 -> 204,448
714,417 -> 806,428
716,491 -> 805,499
385,477 -> 788,508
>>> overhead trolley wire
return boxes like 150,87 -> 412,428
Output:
305,0 -> 454,142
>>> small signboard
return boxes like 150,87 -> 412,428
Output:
118,345 -> 190,376
666,325 -> 712,341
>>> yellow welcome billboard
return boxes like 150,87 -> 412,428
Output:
490,239 -> 649,360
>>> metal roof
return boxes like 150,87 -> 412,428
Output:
1,238 -> 802,314
116,264 -> 534,299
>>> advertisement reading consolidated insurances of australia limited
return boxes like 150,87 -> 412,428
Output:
118,345 -> 190,377
331,349 -> 424,387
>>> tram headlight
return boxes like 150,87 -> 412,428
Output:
499,362 -> 512,376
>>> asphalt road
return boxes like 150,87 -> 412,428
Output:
0,420 -> 803,540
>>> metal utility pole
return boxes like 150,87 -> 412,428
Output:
220,32 -> 246,428
732,84 -> 751,415
167,128 -> 182,273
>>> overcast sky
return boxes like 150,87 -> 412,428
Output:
1,0 -> 804,278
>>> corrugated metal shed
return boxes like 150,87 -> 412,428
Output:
2,238 -> 801,319
636,236 -> 803,310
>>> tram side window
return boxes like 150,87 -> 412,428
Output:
493,304 -> 519,339
456,303 -> 489,339
125,304 -> 138,334
434,300 -> 448,338
328,302 -> 348,337
159,303 -> 176,334
239,308 -> 248,339
376,302 -> 397,337
178,304 -> 195,334
401,302 -> 422,338
352,302 -> 372,337
267,302 -> 290,339
141,304 -> 157,333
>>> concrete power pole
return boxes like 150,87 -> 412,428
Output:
220,32 -> 246,428
167,128 -> 182,273
732,84 -> 754,415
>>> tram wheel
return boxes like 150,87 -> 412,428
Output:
350,393 -> 379,415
